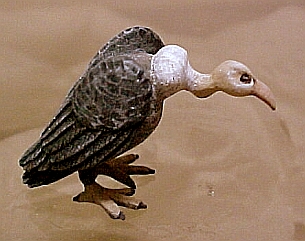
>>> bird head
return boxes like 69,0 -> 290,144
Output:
191,60 -> 276,110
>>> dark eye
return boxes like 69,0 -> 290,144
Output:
240,73 -> 253,84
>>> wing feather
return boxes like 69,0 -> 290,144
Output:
89,26 -> 164,67
19,26 -> 164,187
72,56 -> 153,130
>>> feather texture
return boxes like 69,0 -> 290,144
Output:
19,26 -> 165,187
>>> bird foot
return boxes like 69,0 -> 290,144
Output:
73,182 -> 147,220
96,153 -> 155,189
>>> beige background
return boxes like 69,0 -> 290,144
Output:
1,1 -> 305,240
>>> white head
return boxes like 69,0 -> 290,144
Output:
190,60 -> 276,110
152,45 -> 276,110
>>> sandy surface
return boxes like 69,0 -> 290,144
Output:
1,1 -> 305,240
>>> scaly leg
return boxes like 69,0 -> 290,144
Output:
73,182 -> 147,220
96,154 -> 155,189
73,154 -> 155,220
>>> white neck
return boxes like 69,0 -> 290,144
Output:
186,68 -> 215,98
151,45 -> 216,100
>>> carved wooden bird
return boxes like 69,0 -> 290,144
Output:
19,26 -> 276,220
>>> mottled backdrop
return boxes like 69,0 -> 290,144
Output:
1,1 -> 305,240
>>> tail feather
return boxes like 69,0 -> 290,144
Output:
19,102 -> 77,170
22,168 -> 77,188
18,99 -> 132,187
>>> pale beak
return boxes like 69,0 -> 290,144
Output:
252,79 -> 276,110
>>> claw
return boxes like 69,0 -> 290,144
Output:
117,188 -> 136,196
135,201 -> 147,209
118,212 -> 126,220
126,165 -> 155,175
108,154 -> 140,165
96,153 -> 155,189
99,199 -> 124,220
108,169 -> 137,189
73,182 -> 147,220
114,195 -> 148,210
74,154 -> 154,219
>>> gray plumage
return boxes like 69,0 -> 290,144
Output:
18,26 -> 276,221
19,26 -> 165,187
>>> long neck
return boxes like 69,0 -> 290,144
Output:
151,45 -> 216,100
151,45 -> 188,100
186,68 -> 216,98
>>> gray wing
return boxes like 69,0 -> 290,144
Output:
73,56 -> 153,130
19,26 -> 164,187
89,26 -> 164,65
20,56 -> 153,187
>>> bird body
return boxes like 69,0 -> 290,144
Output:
18,26 -> 276,219
19,43 -> 209,187
20,52 -> 160,187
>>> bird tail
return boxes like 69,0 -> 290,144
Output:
18,101 -> 78,187
22,168 -> 75,188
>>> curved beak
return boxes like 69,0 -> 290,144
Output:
252,79 -> 276,110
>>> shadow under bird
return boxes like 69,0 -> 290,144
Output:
19,26 -> 276,220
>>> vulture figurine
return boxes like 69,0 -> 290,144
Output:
19,26 -> 276,220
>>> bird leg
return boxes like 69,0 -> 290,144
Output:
95,154 -> 155,189
73,182 -> 147,220
73,154 -> 155,220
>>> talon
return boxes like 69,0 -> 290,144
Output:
126,166 -> 155,175
73,194 -> 80,202
117,188 -> 135,196
73,182 -> 147,220
118,211 -> 125,220
109,212 -> 123,219
95,153 -> 155,189
75,153 -> 155,219
137,201 -> 147,209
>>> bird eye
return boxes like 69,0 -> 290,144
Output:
240,73 -> 253,84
